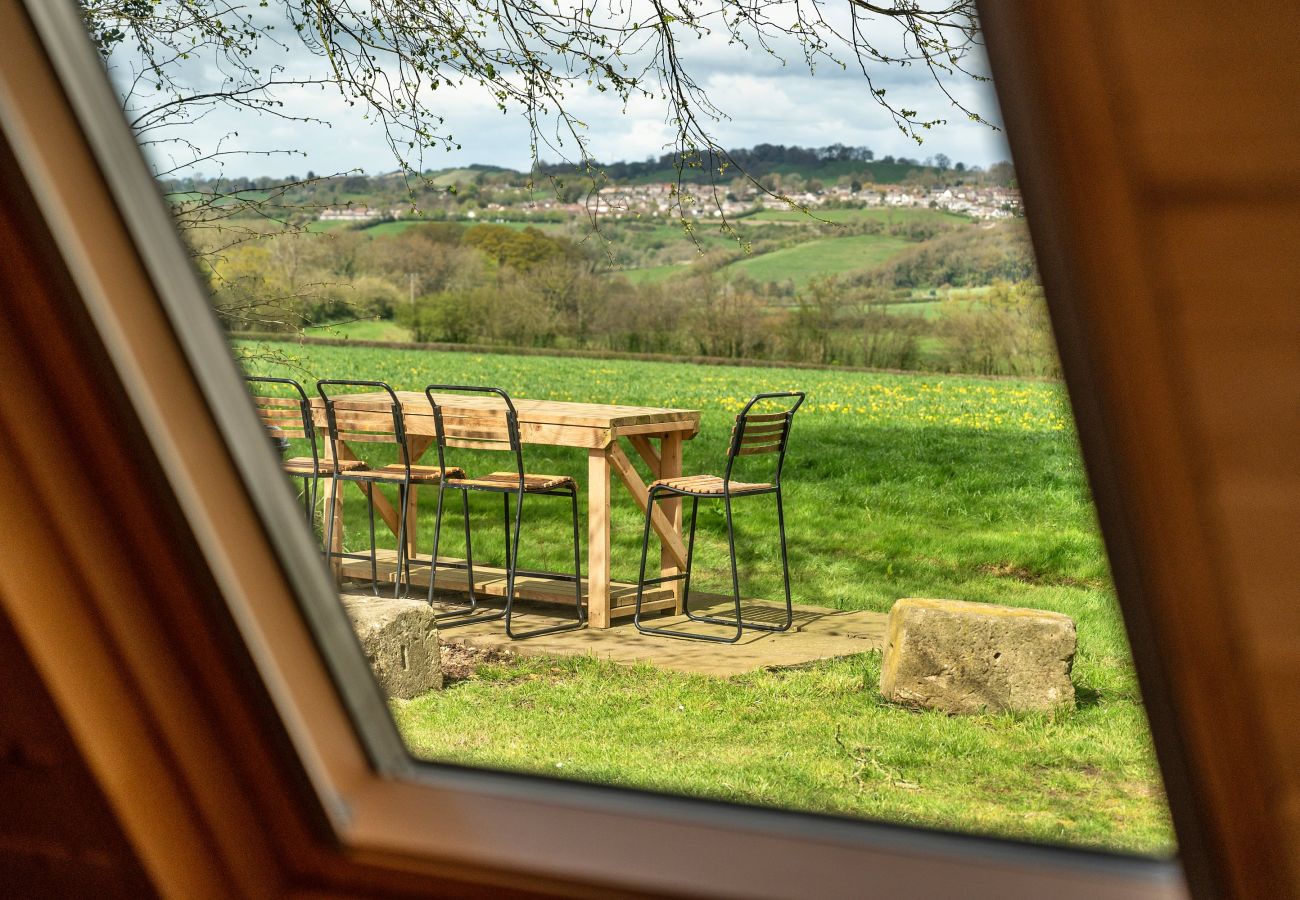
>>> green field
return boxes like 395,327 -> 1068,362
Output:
726,234 -> 912,286
304,318 -> 413,341
242,342 -> 1172,856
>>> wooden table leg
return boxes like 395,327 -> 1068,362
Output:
587,447 -> 612,628
659,432 -> 684,613
321,442 -> 344,577
404,437 -> 434,559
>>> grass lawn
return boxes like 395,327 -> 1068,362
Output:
727,234 -> 912,286
242,342 -> 1174,856
303,318 -> 413,342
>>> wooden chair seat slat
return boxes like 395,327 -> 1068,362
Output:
283,457 -> 365,475
650,474 -> 773,495
446,472 -> 576,492
349,464 -> 466,484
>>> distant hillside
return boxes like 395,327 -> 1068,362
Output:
537,144 -> 1011,187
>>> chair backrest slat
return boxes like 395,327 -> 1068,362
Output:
328,409 -> 402,438
425,385 -> 525,482
246,376 -> 317,466
317,380 -> 409,475
733,422 -> 787,443
723,391 -> 805,485
736,442 -> 785,456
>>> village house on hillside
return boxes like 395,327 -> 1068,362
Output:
312,179 -> 1021,225
318,205 -> 407,222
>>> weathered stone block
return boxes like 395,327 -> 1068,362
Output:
343,596 -> 443,699
879,598 -> 1076,714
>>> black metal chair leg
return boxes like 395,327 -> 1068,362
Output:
394,482 -> 408,599
681,496 -> 700,618
687,492 -> 792,635
776,487 -> 794,630
634,489 -> 739,643
632,486 -> 659,631
461,489 -> 478,611
435,489 -> 506,628
570,487 -> 585,625
502,490 -> 525,637
309,474 -> 319,529
323,475 -> 339,577
505,487 -> 586,640
366,482 -> 379,596
501,491 -> 512,570
427,481 -> 445,607
722,493 -> 744,641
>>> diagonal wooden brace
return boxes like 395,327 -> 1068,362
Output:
626,433 -> 660,472
607,441 -> 688,569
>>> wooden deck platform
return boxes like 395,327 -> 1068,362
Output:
339,549 -> 679,620
339,552 -> 887,676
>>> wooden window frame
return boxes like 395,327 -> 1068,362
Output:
9,0 -> 1275,895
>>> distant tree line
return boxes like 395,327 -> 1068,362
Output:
202,217 -> 1055,377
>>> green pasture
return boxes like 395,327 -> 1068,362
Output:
304,318 -> 413,342
241,342 -> 1173,856
726,234 -> 912,286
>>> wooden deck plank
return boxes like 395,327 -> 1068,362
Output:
338,551 -> 677,617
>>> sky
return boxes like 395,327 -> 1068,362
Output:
110,5 -> 1011,181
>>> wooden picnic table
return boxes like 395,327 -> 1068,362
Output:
311,391 -> 701,628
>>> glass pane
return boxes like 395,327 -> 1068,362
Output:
85,0 -> 1172,856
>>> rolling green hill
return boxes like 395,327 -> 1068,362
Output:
724,233 -> 912,286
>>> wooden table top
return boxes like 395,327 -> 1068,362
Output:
311,390 -> 700,447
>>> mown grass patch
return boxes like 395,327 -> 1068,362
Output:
395,651 -> 1170,854
726,234 -> 912,286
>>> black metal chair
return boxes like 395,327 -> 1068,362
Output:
317,380 -> 463,597
422,385 -> 584,639
245,375 -> 365,523
633,391 -> 805,643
